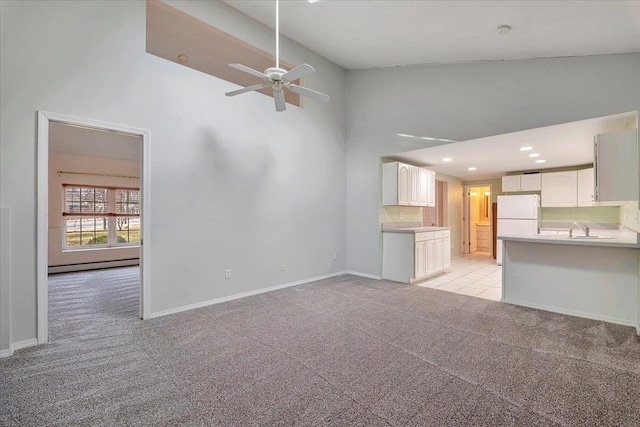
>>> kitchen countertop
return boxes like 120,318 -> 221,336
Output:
498,232 -> 640,249
382,225 -> 451,234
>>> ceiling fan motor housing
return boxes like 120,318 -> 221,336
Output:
265,67 -> 287,82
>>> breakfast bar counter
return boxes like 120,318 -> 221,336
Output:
498,231 -> 640,332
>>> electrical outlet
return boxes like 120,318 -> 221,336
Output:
399,212 -> 404,220
225,269 -> 231,279
280,262 -> 286,271
567,213 -> 572,219
332,253 -> 337,261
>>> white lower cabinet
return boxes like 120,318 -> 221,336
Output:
426,239 -> 436,276
415,240 -> 427,278
442,237 -> 451,269
383,229 -> 451,284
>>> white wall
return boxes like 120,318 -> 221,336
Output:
0,208 -> 12,355
48,152 -> 141,267
346,53 -> 640,277
435,173 -> 463,257
0,0 -> 347,349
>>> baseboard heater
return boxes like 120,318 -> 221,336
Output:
48,258 -> 140,274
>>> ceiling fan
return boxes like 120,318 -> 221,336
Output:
225,0 -> 330,112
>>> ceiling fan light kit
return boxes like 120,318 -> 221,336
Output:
225,0 -> 330,112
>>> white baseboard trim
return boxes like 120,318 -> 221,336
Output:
49,258 -> 139,274
0,338 -> 39,358
636,323 -> 640,336
149,271 -> 348,319
345,271 -> 382,280
503,298 -> 638,328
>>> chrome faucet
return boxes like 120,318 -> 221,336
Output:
572,222 -> 590,237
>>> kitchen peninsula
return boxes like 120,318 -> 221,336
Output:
499,229 -> 640,332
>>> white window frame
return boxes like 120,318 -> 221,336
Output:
62,185 -> 140,250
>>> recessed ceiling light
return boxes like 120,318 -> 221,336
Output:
520,146 -> 533,151
529,153 -> 540,158
308,0 -> 321,3
442,157 -> 452,162
535,159 -> 546,164
497,25 -> 512,35
468,167 -> 477,171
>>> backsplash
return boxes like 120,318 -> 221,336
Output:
379,205 -> 423,223
619,202 -> 640,232
541,206 -> 620,224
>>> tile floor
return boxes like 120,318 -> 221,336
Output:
416,251 -> 502,301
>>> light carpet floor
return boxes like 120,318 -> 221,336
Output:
2,267 -> 640,426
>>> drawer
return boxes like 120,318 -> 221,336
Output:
434,230 -> 449,239
415,232 -> 434,242
477,239 -> 489,248
477,231 -> 489,240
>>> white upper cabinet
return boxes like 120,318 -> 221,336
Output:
383,162 -> 410,206
409,165 -> 421,206
398,163 -> 410,205
503,173 -> 541,192
541,171 -> 578,207
426,169 -> 436,207
383,162 -> 433,207
520,173 -> 541,191
577,168 -> 595,207
595,129 -> 638,203
502,175 -> 521,192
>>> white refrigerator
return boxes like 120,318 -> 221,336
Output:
496,195 -> 541,265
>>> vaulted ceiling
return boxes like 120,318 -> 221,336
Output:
225,1 -> 640,70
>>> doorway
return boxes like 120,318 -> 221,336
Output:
423,180 -> 449,227
37,111 -> 151,345
463,185 -> 492,255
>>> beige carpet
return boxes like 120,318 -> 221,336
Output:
2,267 -> 639,426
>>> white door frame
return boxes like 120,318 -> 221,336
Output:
463,186 -> 470,254
462,184 -> 493,255
37,111 -> 151,344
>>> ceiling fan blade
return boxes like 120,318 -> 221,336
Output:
225,83 -> 268,96
225,83 -> 268,97
274,89 -> 286,112
229,63 -> 268,80
287,84 -> 330,103
282,63 -> 315,82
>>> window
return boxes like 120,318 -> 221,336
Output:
63,185 -> 140,248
